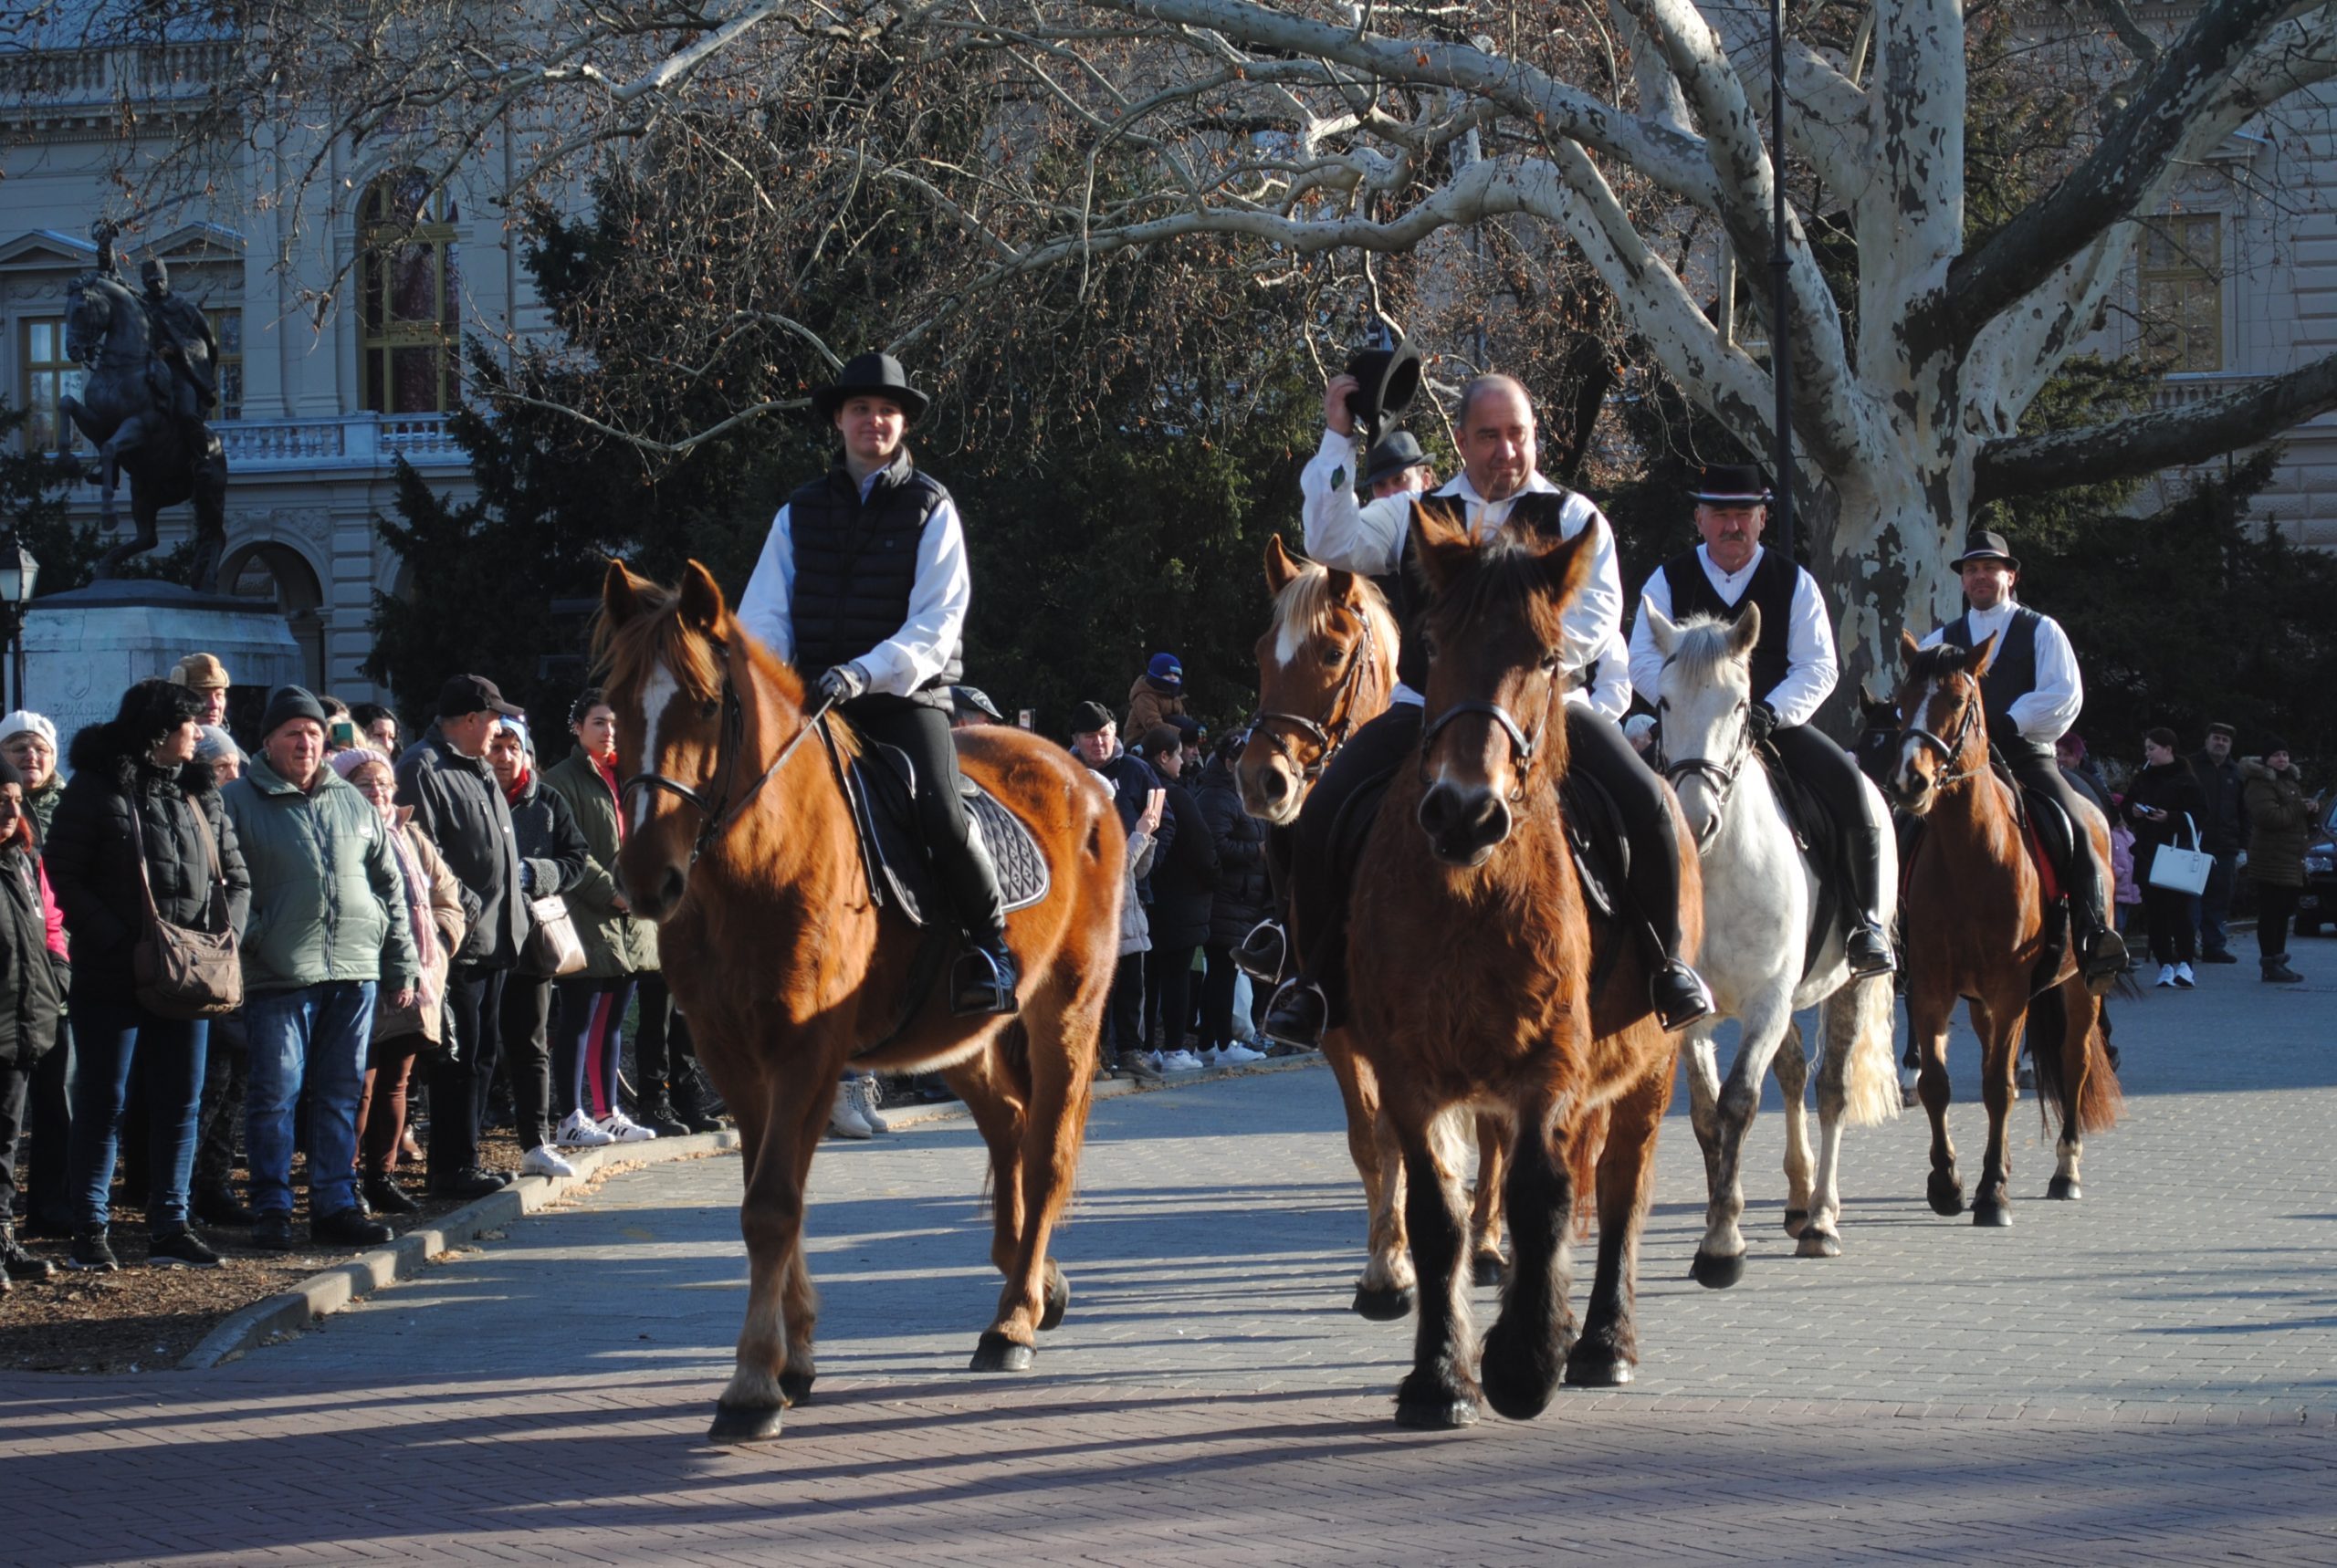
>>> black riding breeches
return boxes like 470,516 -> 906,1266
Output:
2002,742 -> 2107,932
1767,722 -> 1888,925
846,699 -> 1007,939
1566,706 -> 1691,965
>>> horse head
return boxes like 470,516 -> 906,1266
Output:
64,271 -> 141,368
1645,602 -> 1761,852
1409,498 -> 1596,867
1239,535 -> 1395,824
1851,690 -> 1902,791
596,558 -> 809,920
1886,628 -> 1996,816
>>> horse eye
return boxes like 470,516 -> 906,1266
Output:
1540,649 -> 1562,672
1321,647 -> 1344,668
698,699 -> 719,719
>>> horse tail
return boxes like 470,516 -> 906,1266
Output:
2027,982 -> 2123,1136
2074,995 -> 2123,1134
1834,972 -> 1902,1128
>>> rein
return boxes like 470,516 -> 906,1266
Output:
619,639 -> 835,870
1252,613 -> 1380,783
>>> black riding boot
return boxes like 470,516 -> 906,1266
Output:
2007,745 -> 2126,989
1768,723 -> 1894,977
952,928 -> 1022,1017
1568,710 -> 1712,1030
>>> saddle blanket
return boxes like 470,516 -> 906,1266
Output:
841,737 -> 1051,929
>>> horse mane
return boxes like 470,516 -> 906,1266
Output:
593,579 -> 725,703
1272,556 -> 1399,672
1903,642 -> 1974,685
1419,529 -> 1569,647
1662,614 -> 1753,687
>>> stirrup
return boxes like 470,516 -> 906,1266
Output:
1232,919 -> 1287,983
2078,925 -> 2126,994
1262,979 -> 1327,1050
1846,922 -> 1895,978
950,941 -> 1021,1018
1651,959 -> 1713,1032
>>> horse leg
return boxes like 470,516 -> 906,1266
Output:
1910,990 -> 1962,1217
1773,1019 -> 1813,1236
1326,1032 -> 1413,1318
1389,1106 -> 1478,1428
945,1041 -> 1032,1304
977,1002 -> 1095,1371
1567,1046 -> 1672,1387
1972,1000 -> 2018,1228
710,1061 -> 827,1443
1682,1025 -> 1725,1211
1801,997 -> 1850,1258
1692,996 -> 1790,1290
2049,982 -> 2094,1201
1478,1091 -> 1571,1421
1468,1113 -> 1509,1287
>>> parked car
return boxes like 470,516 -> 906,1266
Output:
2300,796 -> 2336,936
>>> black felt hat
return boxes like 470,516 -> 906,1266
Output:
812,351 -> 931,423
1344,335 -> 1422,439
1363,430 -> 1429,488
1688,463 -> 1772,505
1949,528 -> 2022,572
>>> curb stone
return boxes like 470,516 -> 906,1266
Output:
178,1052 -> 1324,1369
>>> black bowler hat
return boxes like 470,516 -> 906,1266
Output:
1949,528 -> 2022,573
812,350 -> 931,423
1345,334 -> 1422,438
1688,463 -> 1772,504
1363,430 -> 1429,488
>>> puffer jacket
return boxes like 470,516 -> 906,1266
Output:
540,745 -> 657,978
0,841 -> 65,1066
1194,755 -> 1272,948
395,725 -> 525,970
1125,673 -> 1187,739
1147,768 -> 1219,951
2239,757 -> 2314,888
373,813 -> 466,1045
504,770 -> 587,904
26,783 -> 60,848
222,754 -> 418,995
1119,828 -> 1158,958
47,724 -> 250,988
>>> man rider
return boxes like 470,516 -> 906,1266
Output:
1628,463 -> 1895,977
1916,529 -> 2127,987
1262,370 -> 1713,1046
736,350 -> 1020,1015
138,257 -> 219,427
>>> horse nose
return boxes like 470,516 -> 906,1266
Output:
1261,768 -> 1289,804
1419,781 -> 1510,864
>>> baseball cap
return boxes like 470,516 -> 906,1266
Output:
437,674 -> 525,719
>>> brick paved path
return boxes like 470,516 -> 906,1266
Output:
6,940 -> 2335,1563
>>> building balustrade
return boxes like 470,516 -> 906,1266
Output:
216,412 -> 467,471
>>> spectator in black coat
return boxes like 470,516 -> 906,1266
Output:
2124,727 -> 2210,988
47,680 -> 250,1271
2187,721 -> 2246,962
486,718 -> 587,1164
1194,734 -> 1272,1062
1070,700 -> 1172,1063
1136,725 -> 1217,1065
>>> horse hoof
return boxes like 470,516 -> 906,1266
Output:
1927,1175 -> 1965,1217
969,1332 -> 1034,1373
1394,1396 -> 1480,1429
1972,1201 -> 2012,1228
1795,1228 -> 1843,1260
778,1369 -> 814,1407
1563,1354 -> 1634,1389
1472,1254 -> 1507,1290
1782,1208 -> 1809,1239
1039,1262 -> 1071,1332
2047,1176 -> 2081,1201
1689,1250 -> 1745,1290
707,1401 -> 784,1445
1352,1283 -> 1416,1322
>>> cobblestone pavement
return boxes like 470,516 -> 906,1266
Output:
6,939 -> 2335,1564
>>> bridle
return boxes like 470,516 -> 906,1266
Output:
1252,612 -> 1379,784
618,635 -> 834,871
1418,654 -> 1565,804
1900,678 -> 1986,790
1661,698 -> 1755,836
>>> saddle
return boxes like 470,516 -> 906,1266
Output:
1990,754 -> 2072,906
1754,747 -> 1845,982
826,731 -> 1052,929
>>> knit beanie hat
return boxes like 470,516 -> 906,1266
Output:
500,716 -> 534,758
330,746 -> 393,780
0,756 -> 23,790
1147,653 -> 1184,691
0,711 -> 56,749
2260,733 -> 2290,758
194,725 -> 244,767
1069,700 -> 1115,737
259,685 -> 329,740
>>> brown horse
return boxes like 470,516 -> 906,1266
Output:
1884,632 -> 2122,1226
1236,538 -> 1509,1316
596,560 -> 1124,1443
1347,505 -> 1693,1427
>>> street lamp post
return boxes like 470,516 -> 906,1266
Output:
1770,0 -> 1795,562
0,538 -> 40,714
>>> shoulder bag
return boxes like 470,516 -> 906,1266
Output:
519,893 -> 587,977
131,797 -> 244,1020
2145,811 -> 2214,897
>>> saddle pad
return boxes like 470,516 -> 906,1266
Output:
845,746 -> 1051,930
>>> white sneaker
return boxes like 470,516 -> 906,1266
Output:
2173,962 -> 2196,989
1160,1049 -> 1206,1072
1217,1040 -> 1268,1065
2155,964 -> 2177,988
558,1109 -> 615,1146
519,1144 -> 577,1178
599,1110 -> 657,1143
828,1083 -> 873,1139
847,1075 -> 889,1134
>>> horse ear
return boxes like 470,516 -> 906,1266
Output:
602,559 -> 642,628
1644,603 -> 1678,657
1965,632 -> 1999,676
1409,498 -> 1471,591
1326,567 -> 1362,604
1898,628 -> 1923,667
1264,535 -> 1305,595
1727,601 -> 1762,659
677,559 -> 728,632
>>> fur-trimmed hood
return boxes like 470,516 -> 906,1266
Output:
67,721 -> 220,800
2237,756 -> 2298,785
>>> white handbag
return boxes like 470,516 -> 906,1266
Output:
2145,813 -> 2213,895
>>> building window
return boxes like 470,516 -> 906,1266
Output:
360,170 -> 460,414
20,316 -> 87,454
208,307 -> 242,421
2138,214 -> 2224,374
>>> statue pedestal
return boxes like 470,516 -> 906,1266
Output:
22,580 -> 303,750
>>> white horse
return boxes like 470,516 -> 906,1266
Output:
1643,605 -> 1902,1286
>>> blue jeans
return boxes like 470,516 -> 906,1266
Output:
244,981 -> 376,1219
68,985 -> 207,1230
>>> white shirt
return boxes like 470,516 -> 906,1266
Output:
735,472 -> 974,700
1298,425 -> 1624,708
1628,543 -> 1838,730
1916,596 -> 2084,744
1583,628 -> 1632,720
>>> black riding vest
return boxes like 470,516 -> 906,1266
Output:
1658,547 -> 1800,704
1372,488 -> 1577,694
786,456 -> 962,706
1942,605 -> 2045,757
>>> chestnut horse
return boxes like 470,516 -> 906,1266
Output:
597,560 -> 1123,1443
1884,632 -> 2122,1226
1347,506 -> 1694,1427
1236,538 -> 1510,1315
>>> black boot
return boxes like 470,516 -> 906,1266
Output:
951,932 -> 1022,1017
1262,979 -> 1327,1050
363,1176 -> 422,1215
2263,955 -> 2304,984
1846,921 -> 1895,978
634,1097 -> 692,1138
194,1182 -> 256,1228
1651,958 -> 1714,1031
671,1061 -> 728,1132
1232,919 -> 1287,983
0,1221 -> 54,1282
